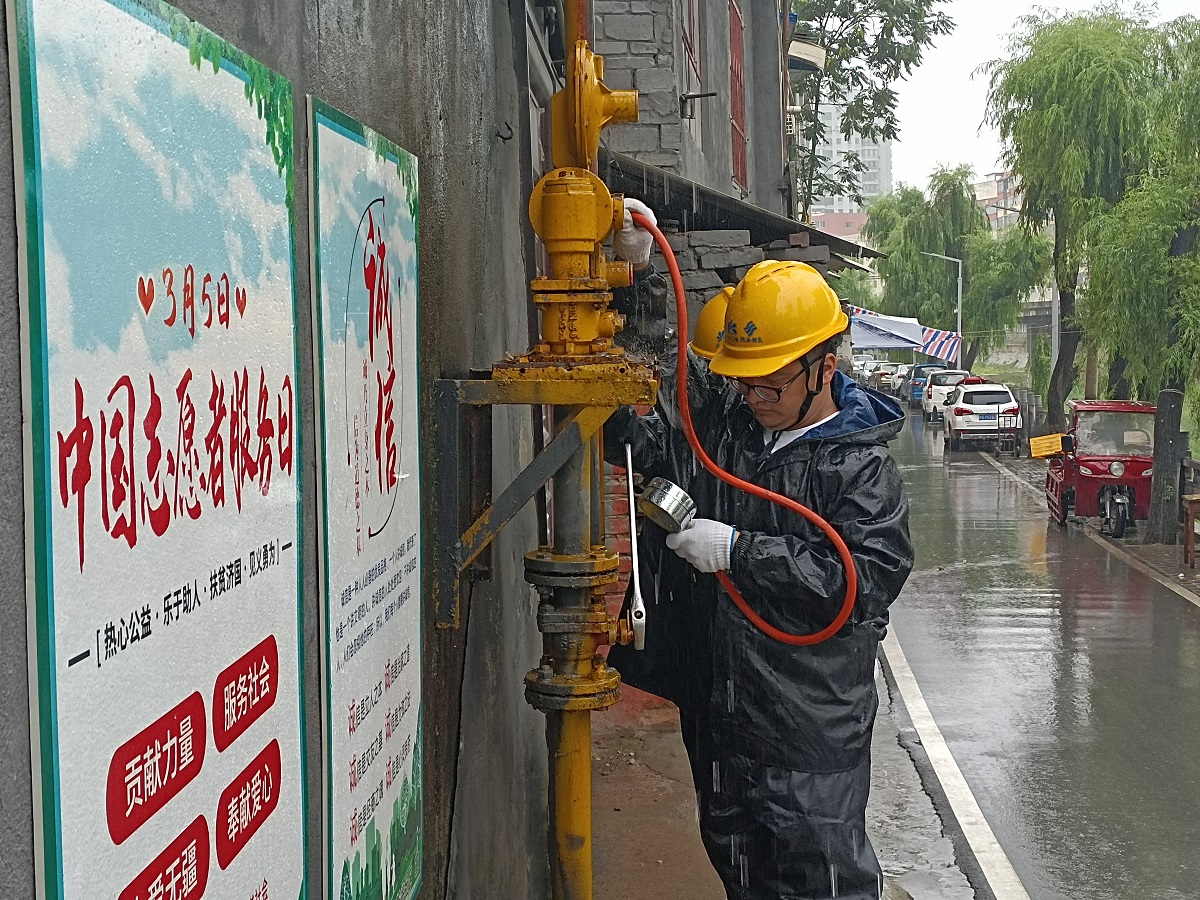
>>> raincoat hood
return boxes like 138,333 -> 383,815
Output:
775,371 -> 905,446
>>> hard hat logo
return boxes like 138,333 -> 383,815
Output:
745,321 -> 758,336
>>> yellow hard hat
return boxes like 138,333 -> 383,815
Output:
708,260 -> 848,379
689,287 -> 732,359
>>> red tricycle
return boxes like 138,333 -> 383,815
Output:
1043,399 -> 1157,538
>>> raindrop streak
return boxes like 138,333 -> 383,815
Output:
712,760 -> 721,794
740,854 -> 749,889
829,863 -> 840,898
727,679 -> 735,712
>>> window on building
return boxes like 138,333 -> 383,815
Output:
682,0 -> 701,77
729,0 -> 747,188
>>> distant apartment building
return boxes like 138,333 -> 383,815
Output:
808,104 -> 893,215
973,170 -> 1022,230
809,210 -> 870,243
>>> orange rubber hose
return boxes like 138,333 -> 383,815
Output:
631,212 -> 858,645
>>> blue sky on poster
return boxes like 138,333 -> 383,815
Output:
891,0 -> 1196,189
316,121 -> 417,352
33,0 -> 290,366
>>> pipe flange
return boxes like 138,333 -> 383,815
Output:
525,570 -> 618,589
537,606 -> 612,634
525,550 -> 620,589
525,547 -> 619,588
524,662 -> 622,711
525,548 -> 619,575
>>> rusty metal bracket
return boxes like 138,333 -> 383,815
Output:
452,363 -> 657,408
433,377 -> 617,628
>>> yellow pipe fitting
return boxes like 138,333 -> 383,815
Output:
529,168 -> 619,283
535,292 -> 618,356
602,257 -> 633,289
552,43 -> 639,170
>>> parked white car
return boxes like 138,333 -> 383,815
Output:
943,381 -> 1023,452
922,369 -> 970,422
852,356 -> 878,380
890,364 -> 912,396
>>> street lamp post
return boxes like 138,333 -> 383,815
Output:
921,251 -> 963,368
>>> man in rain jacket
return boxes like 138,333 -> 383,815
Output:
605,202 -> 914,900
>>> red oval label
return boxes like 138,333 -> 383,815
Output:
119,815 -> 210,900
212,634 -> 278,752
215,738 -> 282,870
106,692 -> 206,845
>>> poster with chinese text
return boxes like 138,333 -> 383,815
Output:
10,1 -> 307,898
308,98 -> 423,900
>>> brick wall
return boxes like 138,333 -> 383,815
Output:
594,0 -> 682,170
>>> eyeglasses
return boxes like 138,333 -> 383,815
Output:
728,366 -> 808,403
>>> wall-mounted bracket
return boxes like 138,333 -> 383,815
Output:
432,375 -> 622,628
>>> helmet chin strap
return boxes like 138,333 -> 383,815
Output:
765,355 -> 826,451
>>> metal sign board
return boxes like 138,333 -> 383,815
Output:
308,97 -> 423,900
9,0 -> 308,897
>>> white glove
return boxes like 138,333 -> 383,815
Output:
613,197 -> 657,265
665,518 -> 737,573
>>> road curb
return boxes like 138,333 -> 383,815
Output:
878,635 -> 1032,900
876,648 -> 1000,900
978,451 -> 1200,610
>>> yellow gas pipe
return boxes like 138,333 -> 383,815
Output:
502,24 -> 650,900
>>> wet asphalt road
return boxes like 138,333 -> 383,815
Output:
890,411 -> 1200,900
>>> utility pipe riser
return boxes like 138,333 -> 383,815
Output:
548,710 -> 594,900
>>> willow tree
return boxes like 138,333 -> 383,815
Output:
961,226 -> 1052,369
983,7 -> 1159,430
865,168 -> 1047,369
1080,16 -> 1200,542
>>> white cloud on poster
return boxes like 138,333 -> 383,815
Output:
43,224 -> 74,353
36,0 -> 274,213
35,65 -> 101,168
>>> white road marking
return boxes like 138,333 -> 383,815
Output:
881,630 -> 1034,900
977,451 -> 1200,610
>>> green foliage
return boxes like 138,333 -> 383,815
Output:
162,3 -> 295,221
983,6 -> 1159,284
1073,16 -> 1200,398
864,168 -> 1050,367
791,0 -> 954,214
1030,332 -> 1051,401
1083,165 -> 1200,393
860,184 -> 925,248
962,226 -> 1052,361
830,268 -> 879,310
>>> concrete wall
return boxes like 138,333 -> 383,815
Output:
0,1 -> 548,897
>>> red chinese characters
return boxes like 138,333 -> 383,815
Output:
119,815 -> 209,900
57,380 -> 94,571
101,375 -> 137,550
54,368 -> 295,572
363,207 -> 398,499
216,739 -> 281,870
106,692 -> 206,845
137,265 -> 245,336
212,635 -> 278,752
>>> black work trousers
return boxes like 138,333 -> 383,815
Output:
681,714 -> 882,900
